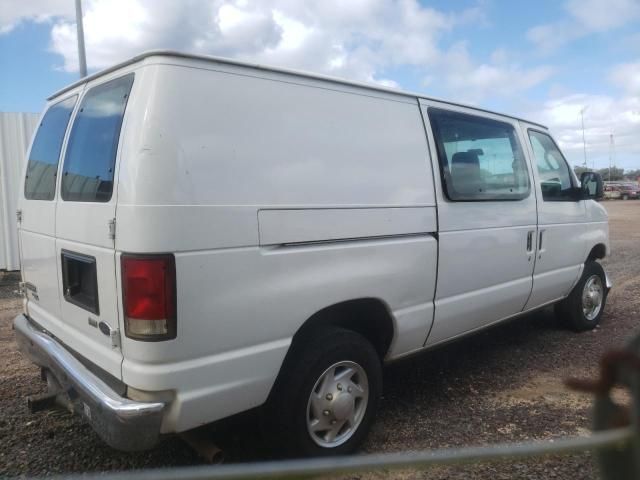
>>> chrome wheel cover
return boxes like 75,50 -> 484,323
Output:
582,274 -> 604,321
306,361 -> 369,448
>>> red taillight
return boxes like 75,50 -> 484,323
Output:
121,254 -> 176,341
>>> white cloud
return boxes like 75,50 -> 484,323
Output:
528,0 -> 640,52
3,0 -> 637,167
565,0 -> 640,32
434,43 -> 555,104
25,0 -> 488,88
1,0 -> 547,104
609,60 -> 640,94
0,0 -> 74,34
526,22 -> 581,53
529,92 -> 640,169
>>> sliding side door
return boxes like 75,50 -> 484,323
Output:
420,102 -> 537,346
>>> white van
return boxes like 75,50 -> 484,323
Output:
15,51 -> 610,456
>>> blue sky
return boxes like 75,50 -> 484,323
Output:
1,0 -> 638,169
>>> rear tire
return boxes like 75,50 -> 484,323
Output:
264,327 -> 382,457
555,261 -> 607,332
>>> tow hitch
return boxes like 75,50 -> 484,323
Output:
27,368 -> 72,414
27,391 -> 58,413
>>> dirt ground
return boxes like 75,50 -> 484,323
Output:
1,201 -> 639,479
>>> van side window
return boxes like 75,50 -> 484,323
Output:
24,96 -> 77,200
528,130 -> 574,201
61,74 -> 134,202
428,108 -> 530,201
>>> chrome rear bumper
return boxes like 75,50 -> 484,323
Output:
13,314 -> 165,451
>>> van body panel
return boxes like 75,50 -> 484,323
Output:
419,100 -> 538,345
427,277 -> 534,347
116,64 -> 435,207
257,207 -> 437,246
124,337 -> 291,433
519,121 -> 600,310
107,60 -> 438,432
427,226 -> 537,345
115,205 -> 259,252
19,90 -> 82,327
50,67 -> 139,379
524,265 -> 583,308
584,202 -> 610,256
54,238 -> 123,376
55,203 -> 117,247
20,230 -> 61,320
121,236 -> 436,431
582,221 -> 609,258
120,236 -> 435,368
17,52 -> 609,445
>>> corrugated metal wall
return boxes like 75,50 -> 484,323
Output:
0,112 -> 40,271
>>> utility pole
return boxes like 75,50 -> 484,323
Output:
611,133 -> 616,180
580,106 -> 588,168
609,133 -> 613,181
75,0 -> 87,77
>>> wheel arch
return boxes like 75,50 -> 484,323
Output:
291,298 -> 395,360
587,243 -> 607,261
266,297 -> 395,405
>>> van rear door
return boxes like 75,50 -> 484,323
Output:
54,74 -> 134,379
20,94 -> 79,328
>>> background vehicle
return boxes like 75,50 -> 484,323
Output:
604,184 -> 623,200
604,182 -> 640,200
14,51 -> 610,457
619,184 -> 640,200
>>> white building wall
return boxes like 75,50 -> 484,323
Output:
0,112 -> 39,270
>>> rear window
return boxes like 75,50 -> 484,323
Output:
24,96 -> 77,200
61,74 -> 134,202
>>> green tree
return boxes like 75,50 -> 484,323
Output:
573,165 -> 589,177
624,169 -> 640,181
597,167 -> 625,181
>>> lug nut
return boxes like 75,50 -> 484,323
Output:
331,420 -> 337,425
337,383 -> 342,391
326,393 -> 333,401
323,410 -> 330,416
347,386 -> 352,393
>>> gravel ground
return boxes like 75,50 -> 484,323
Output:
1,201 -> 639,479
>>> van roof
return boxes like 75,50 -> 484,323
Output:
49,50 -> 548,129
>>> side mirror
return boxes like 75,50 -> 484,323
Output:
580,171 -> 604,200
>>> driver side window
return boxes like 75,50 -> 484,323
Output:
528,130 -> 573,201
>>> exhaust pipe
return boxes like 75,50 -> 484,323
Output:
180,429 -> 225,464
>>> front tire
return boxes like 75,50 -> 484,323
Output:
555,261 -> 607,331
265,327 -> 382,457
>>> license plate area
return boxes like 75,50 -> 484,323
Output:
61,250 -> 100,315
